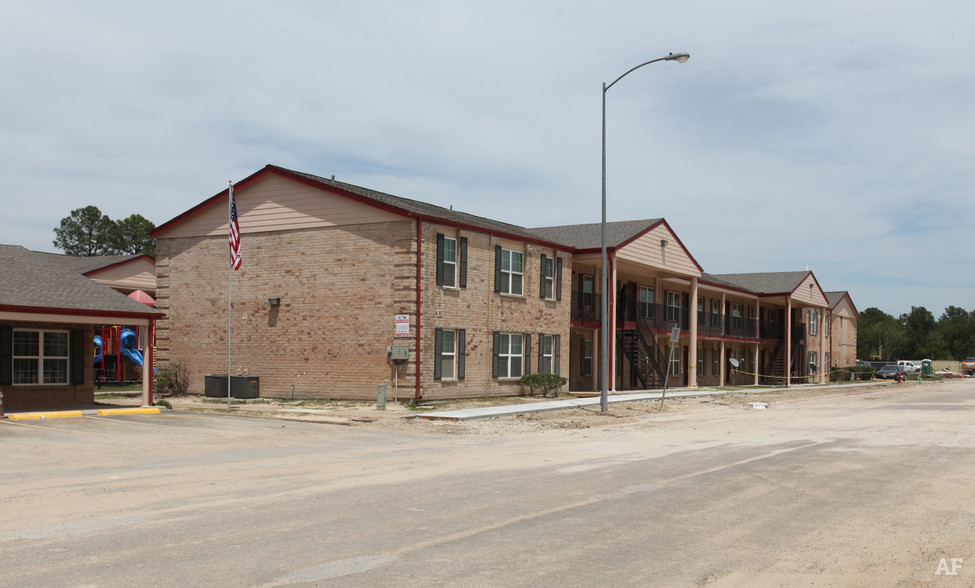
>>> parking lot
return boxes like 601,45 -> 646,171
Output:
2,381 -> 974,586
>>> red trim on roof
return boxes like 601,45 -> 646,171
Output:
82,254 -> 156,277
153,164 -> 569,250
0,304 -> 162,320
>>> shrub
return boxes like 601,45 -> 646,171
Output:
519,373 -> 568,398
154,362 -> 189,396
829,366 -> 876,382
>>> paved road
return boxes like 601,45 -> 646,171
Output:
2,381 -> 973,586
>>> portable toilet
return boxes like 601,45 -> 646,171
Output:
921,359 -> 933,376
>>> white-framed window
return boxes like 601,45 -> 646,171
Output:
666,291 -> 681,322
539,334 -> 554,374
808,310 -> 818,335
808,350 -> 818,374
434,328 -> 465,381
639,287 -> 654,319
670,345 -> 682,375
13,329 -> 68,385
581,339 -> 592,376
497,248 -> 524,296
697,346 -> 705,376
711,299 -> 721,327
731,303 -> 743,329
697,297 -> 705,325
442,237 -> 457,288
711,347 -> 719,376
824,311 -> 831,337
495,332 -> 523,378
541,256 -> 555,300
440,329 -> 456,380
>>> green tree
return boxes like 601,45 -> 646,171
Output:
53,207 -> 156,257
856,307 -> 905,361
110,214 -> 156,257
936,306 -> 975,360
901,306 -> 935,358
53,206 -> 115,256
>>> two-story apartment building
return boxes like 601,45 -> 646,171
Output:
151,164 -> 854,401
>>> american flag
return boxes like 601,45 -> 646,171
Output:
229,186 -> 242,270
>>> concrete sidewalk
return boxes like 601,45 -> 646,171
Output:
418,389 -> 717,421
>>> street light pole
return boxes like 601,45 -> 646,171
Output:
600,52 -> 689,414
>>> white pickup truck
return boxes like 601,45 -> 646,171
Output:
897,360 -> 921,373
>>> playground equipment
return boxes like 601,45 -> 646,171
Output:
94,325 -> 154,383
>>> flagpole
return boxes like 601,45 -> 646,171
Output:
227,180 -> 233,409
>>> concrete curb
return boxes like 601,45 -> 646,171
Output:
7,407 -> 161,421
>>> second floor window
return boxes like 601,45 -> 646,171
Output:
666,291 -> 681,322
639,287 -> 654,319
731,303 -> 743,329
437,234 -> 467,288
809,310 -> 818,335
540,255 -> 554,300
495,247 -> 524,295
698,297 -> 705,325
711,299 -> 721,327
442,237 -> 456,287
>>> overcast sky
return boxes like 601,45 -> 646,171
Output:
2,1 -> 972,317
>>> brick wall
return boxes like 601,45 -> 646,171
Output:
156,219 -> 572,401
156,221 -> 418,401
0,321 -> 93,411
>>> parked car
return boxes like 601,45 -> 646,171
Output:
897,360 -> 921,373
855,360 -> 872,367
876,364 -> 907,380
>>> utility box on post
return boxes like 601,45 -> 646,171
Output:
377,384 -> 387,410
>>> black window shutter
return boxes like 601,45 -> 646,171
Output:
433,328 -> 443,380
556,257 -> 563,301
457,329 -> 466,380
539,254 -> 548,298
537,334 -> 544,374
492,331 -> 500,377
524,333 -> 531,375
436,234 -> 445,286
0,326 -> 11,386
459,237 -> 468,288
554,334 -> 561,375
70,329 -> 85,385
494,246 -> 502,292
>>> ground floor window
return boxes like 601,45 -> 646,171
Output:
697,346 -> 705,376
580,339 -> 592,376
712,347 -> 720,376
494,332 -> 524,378
13,329 -> 68,385
670,346 -> 682,376
808,351 -> 818,374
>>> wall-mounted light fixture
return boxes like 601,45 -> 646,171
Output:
660,239 -> 669,247
268,297 -> 281,307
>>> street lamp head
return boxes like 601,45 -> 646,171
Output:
666,52 -> 690,63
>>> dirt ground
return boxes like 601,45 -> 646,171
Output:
159,381 -> 908,435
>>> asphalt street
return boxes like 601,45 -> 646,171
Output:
1,381 -> 973,586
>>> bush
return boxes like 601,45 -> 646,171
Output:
519,373 -> 568,398
154,362 -> 189,396
829,366 -> 876,382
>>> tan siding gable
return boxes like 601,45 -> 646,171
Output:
792,274 -> 828,306
160,174 -> 406,239
616,225 -> 700,277
88,258 -> 157,294
832,297 -> 856,319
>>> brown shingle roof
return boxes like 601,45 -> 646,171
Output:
0,245 -> 161,316
528,219 -> 663,250
705,271 -> 813,295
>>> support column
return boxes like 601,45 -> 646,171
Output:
688,277 -> 699,388
785,296 -> 792,386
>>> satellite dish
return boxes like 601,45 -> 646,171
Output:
729,358 -> 740,368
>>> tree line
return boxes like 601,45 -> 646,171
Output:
53,206 -> 156,257
857,306 -> 975,362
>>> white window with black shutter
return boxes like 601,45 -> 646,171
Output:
495,247 -> 523,296
539,254 -> 563,301
436,234 -> 467,289
493,332 -> 527,378
434,328 -> 465,381
538,333 -> 561,374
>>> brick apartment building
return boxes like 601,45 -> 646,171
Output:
151,164 -> 858,401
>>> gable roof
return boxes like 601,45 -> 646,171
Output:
825,291 -> 859,317
529,219 -> 662,250
705,271 -> 816,296
0,245 -> 162,319
153,164 -> 558,247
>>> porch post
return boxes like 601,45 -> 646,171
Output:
785,296 -> 792,386
688,277 -> 698,387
